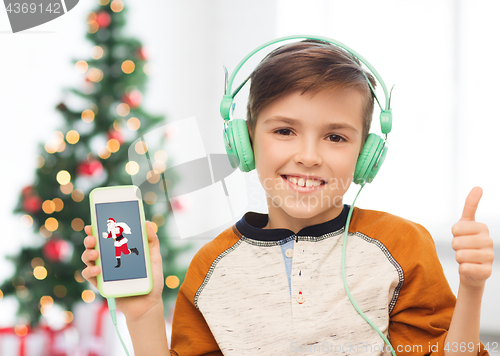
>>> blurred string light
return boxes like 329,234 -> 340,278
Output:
147,170 -> 160,184
135,141 -> 147,155
121,60 -> 135,74
39,225 -> 52,238
81,290 -> 95,303
45,131 -> 66,154
56,170 -> 71,185
125,161 -> 139,175
116,103 -> 130,117
98,147 -> 111,159
87,68 -> 103,83
63,311 -> 73,323
91,46 -> 104,60
127,117 -> 140,131
21,214 -> 34,228
75,60 -> 88,74
42,198 -> 64,214
107,138 -> 120,153
71,218 -> 85,231
31,257 -> 44,268
66,130 -> 80,144
74,270 -> 85,283
14,325 -> 28,337
165,275 -> 179,289
45,217 -> 59,232
60,182 -> 73,195
33,266 -> 47,280
42,200 -> 56,214
81,109 -> 95,123
110,0 -> 124,13
71,189 -> 84,202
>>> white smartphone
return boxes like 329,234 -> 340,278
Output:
89,185 -> 153,298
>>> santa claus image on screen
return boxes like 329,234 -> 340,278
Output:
102,218 -> 139,268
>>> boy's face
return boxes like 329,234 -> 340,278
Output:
250,88 -> 364,232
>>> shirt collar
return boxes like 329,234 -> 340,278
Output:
235,205 -> 350,242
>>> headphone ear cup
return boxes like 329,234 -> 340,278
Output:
223,119 -> 255,172
353,133 -> 387,185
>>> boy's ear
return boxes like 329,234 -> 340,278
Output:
246,121 -> 253,148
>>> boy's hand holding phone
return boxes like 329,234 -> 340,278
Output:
81,221 -> 165,321
451,186 -> 494,289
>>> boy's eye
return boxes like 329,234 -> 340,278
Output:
275,129 -> 293,136
327,134 -> 345,143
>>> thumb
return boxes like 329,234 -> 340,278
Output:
460,186 -> 483,221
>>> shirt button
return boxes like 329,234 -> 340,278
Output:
285,249 -> 293,258
296,291 -> 305,304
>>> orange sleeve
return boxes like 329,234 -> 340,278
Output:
350,208 -> 489,356
169,226 -> 241,356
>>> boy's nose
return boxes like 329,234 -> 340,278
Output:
293,141 -> 323,167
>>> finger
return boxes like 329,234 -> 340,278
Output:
451,221 -> 489,237
145,221 -> 159,246
81,249 -> 99,266
83,235 -> 96,249
456,249 -> 495,264
460,186 -> 483,222
459,263 -> 492,282
452,234 -> 494,251
84,225 -> 92,236
81,266 -> 100,289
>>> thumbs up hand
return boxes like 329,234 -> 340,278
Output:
451,187 -> 494,289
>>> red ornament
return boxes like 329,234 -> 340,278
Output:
136,47 -> 147,61
21,185 -> 34,197
95,11 -> 111,28
107,130 -> 124,145
23,195 -> 42,214
121,90 -> 142,108
77,160 -> 103,176
43,239 -> 71,263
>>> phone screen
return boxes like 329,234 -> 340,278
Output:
95,200 -> 147,282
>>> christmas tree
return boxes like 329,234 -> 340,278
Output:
0,0 -> 190,327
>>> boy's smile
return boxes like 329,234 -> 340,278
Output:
250,88 -> 365,233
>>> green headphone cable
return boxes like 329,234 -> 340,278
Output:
107,297 -> 131,356
342,184 -> 397,356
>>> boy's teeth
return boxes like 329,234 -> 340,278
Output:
285,176 -> 322,187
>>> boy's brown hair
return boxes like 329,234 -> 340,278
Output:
246,39 -> 377,147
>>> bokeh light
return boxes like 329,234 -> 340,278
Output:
81,109 -> 95,123
127,117 -> 140,131
56,170 -> 71,185
66,130 -> 80,144
165,275 -> 180,289
45,217 -> 59,232
75,60 -> 88,73
82,290 -> 95,303
33,266 -> 47,280
71,218 -> 85,231
125,161 -> 139,175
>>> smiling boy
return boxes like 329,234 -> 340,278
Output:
81,39 -> 494,355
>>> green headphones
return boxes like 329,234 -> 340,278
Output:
220,35 -> 393,185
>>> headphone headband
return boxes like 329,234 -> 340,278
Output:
220,34 -> 393,135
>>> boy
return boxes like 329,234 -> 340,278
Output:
81,40 -> 494,355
